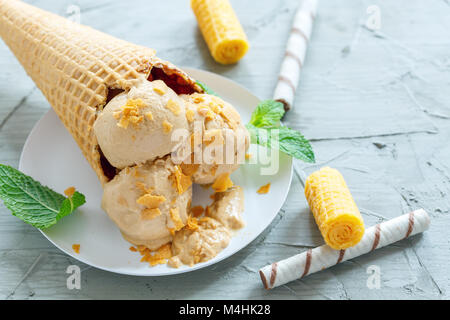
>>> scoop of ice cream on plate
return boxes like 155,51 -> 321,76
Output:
101,156 -> 192,250
174,93 -> 250,184
169,186 -> 245,268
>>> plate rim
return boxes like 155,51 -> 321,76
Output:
18,67 -> 294,276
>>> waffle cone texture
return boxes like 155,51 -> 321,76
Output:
0,0 -> 201,185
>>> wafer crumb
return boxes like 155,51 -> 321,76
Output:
169,207 -> 185,232
212,173 -> 234,192
136,182 -> 153,194
137,194 -> 166,208
180,162 -> 199,176
113,111 -> 121,120
166,99 -> 181,115
116,99 -> 144,129
72,244 -> 80,254
162,120 -> 173,133
257,183 -> 271,194
186,215 -> 199,231
137,245 -> 147,252
193,95 -> 204,104
186,109 -> 195,122
145,111 -> 153,121
190,205 -> 204,217
168,256 -> 181,268
133,167 -> 143,178
141,208 -> 161,220
204,129 -> 224,146
137,244 -> 173,267
153,86 -> 166,95
171,166 -> 192,195
64,186 -> 76,197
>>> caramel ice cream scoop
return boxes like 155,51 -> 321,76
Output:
101,157 -> 192,250
174,93 -> 249,184
94,80 -> 189,169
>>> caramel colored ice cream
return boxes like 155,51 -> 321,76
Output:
169,217 -> 230,267
101,157 -> 192,250
96,84 -> 248,267
168,186 -> 245,267
206,186 -> 245,229
174,93 -> 250,184
94,80 -> 189,169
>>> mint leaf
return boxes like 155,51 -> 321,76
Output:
275,127 -> 315,163
196,80 -> 219,96
246,124 -> 315,163
0,164 -> 85,229
57,191 -> 85,220
249,100 -> 285,128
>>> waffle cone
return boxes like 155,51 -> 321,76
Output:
0,0 -> 201,185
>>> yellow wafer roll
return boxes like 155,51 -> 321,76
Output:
305,167 -> 365,250
191,0 -> 249,64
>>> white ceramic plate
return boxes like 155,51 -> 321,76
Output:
19,68 -> 293,276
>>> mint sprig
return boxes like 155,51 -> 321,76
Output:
247,99 -> 315,163
0,164 -> 85,229
197,81 -> 315,163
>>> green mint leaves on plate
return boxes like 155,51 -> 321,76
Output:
246,99 -> 315,163
197,81 -> 315,163
0,164 -> 85,229
196,80 -> 219,96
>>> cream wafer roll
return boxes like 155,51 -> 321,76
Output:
191,0 -> 249,65
273,0 -> 318,111
259,209 -> 430,289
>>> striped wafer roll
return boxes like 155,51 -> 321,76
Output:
259,209 -> 430,289
273,0 -> 318,111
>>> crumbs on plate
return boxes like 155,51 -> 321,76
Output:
72,244 -> 80,254
257,183 -> 271,194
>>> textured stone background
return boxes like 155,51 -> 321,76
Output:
0,0 -> 449,299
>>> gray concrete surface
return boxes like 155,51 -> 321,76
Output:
0,0 -> 449,299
